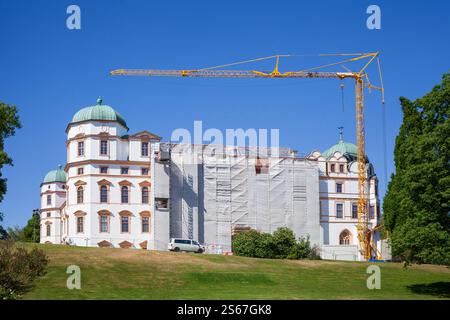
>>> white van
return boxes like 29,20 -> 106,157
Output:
168,238 -> 205,253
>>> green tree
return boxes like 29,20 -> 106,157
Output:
383,73 -> 450,265
6,226 -> 25,242
22,212 -> 40,243
0,212 -> 8,240
0,101 -> 21,203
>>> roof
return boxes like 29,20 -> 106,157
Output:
70,97 -> 128,130
322,127 -> 358,161
43,166 -> 67,183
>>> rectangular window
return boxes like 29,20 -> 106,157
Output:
100,140 -> 108,155
100,186 -> 108,203
121,187 -> 129,204
141,167 -> 149,175
76,217 -> 84,233
77,167 -> 84,175
142,217 -> 149,233
352,203 -> 358,219
155,198 -> 168,209
141,142 -> 149,157
330,164 -> 335,172
121,216 -> 129,233
46,224 -> 51,237
377,206 -> 381,219
47,212 -> 51,218
121,167 -> 129,175
336,182 -> 343,193
100,166 -> 108,174
99,215 -> 108,233
77,187 -> 84,204
339,164 -> 344,173
47,194 -> 51,205
369,205 -> 375,219
77,141 -> 84,156
142,187 -> 149,204
336,203 -> 343,218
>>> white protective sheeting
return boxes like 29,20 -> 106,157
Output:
168,145 -> 320,253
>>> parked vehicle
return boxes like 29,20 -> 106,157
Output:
168,238 -> 205,253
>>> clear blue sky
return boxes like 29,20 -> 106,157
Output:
0,0 -> 448,227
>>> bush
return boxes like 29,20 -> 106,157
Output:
287,236 -> 321,260
232,230 -> 261,257
0,241 -> 48,299
272,227 -> 297,259
232,227 -> 320,260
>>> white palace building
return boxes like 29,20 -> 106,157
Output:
39,98 -> 383,261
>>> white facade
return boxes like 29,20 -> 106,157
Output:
40,100 -> 382,261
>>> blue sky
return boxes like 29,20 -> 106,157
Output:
0,0 -> 448,227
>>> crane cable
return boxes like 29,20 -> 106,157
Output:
376,57 -> 387,190
197,53 -> 376,73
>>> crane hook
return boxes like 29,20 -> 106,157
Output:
340,82 -> 345,112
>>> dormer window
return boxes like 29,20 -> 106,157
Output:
141,142 -> 149,157
330,164 -> 335,172
100,140 -> 108,155
77,141 -> 84,156
339,164 -> 344,173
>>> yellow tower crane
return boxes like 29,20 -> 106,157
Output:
110,52 -> 385,260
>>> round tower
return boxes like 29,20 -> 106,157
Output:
40,165 -> 67,244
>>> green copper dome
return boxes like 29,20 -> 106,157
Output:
322,127 -> 358,160
43,166 -> 67,183
71,97 -> 128,129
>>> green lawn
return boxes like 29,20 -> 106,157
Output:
19,243 -> 450,300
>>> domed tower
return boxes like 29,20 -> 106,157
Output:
310,127 -> 381,261
64,98 -> 158,248
40,165 -> 67,244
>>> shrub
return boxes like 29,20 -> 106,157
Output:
232,227 -> 320,260
272,227 -> 297,259
232,230 -> 263,258
287,236 -> 321,260
0,241 -> 48,299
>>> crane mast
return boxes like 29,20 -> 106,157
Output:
110,52 -> 384,260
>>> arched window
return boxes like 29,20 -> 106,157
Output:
142,187 -> 149,204
77,186 -> 84,204
339,229 -> 352,245
100,185 -> 108,203
46,224 -> 51,237
121,186 -> 129,204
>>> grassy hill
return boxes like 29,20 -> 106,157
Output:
19,243 -> 450,300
